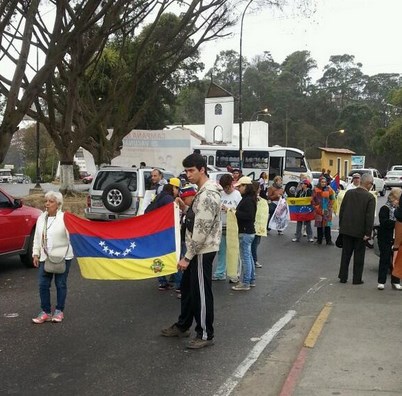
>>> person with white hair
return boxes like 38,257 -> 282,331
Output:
32,191 -> 74,324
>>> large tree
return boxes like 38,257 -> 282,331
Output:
0,1 -> 233,191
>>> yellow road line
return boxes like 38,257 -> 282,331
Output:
304,302 -> 333,348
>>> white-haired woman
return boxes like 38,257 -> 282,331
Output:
32,191 -> 74,324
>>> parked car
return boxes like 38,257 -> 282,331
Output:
347,168 -> 386,196
82,175 -> 93,184
390,165 -> 402,171
384,170 -> 402,189
0,188 -> 42,267
0,168 -> 13,183
85,166 -> 175,221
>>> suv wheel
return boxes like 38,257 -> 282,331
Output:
102,183 -> 132,213
379,186 -> 386,196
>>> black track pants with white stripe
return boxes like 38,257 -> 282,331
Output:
176,252 -> 216,340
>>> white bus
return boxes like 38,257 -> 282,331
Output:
193,145 -> 312,196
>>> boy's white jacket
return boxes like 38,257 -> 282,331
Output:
184,180 -> 222,261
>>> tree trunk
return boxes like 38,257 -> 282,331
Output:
59,162 -> 75,195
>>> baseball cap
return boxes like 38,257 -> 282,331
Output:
169,177 -> 181,188
180,184 -> 197,198
234,176 -> 253,186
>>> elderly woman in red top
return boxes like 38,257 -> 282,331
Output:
312,176 -> 336,245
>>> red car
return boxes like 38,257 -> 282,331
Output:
0,188 -> 42,267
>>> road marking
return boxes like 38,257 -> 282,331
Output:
304,302 -> 333,348
214,310 -> 296,396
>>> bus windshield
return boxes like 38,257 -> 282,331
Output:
285,150 -> 307,172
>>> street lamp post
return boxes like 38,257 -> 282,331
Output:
238,0 -> 254,170
34,43 -> 41,189
325,129 -> 345,148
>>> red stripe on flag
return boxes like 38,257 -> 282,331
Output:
64,203 -> 175,239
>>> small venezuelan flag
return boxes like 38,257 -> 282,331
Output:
64,203 -> 180,280
286,197 -> 315,222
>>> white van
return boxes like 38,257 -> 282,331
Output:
0,169 -> 12,183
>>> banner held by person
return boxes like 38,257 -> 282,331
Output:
286,197 -> 315,222
64,203 -> 180,280
268,197 -> 290,231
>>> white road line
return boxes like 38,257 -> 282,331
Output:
214,310 -> 297,396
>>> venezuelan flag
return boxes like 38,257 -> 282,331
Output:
64,203 -> 180,280
286,197 -> 315,222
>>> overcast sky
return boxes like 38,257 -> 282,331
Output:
200,0 -> 402,81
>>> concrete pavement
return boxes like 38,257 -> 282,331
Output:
288,254 -> 402,395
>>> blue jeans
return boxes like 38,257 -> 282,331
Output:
239,233 -> 255,286
38,260 -> 72,313
251,235 -> 261,263
214,232 -> 227,279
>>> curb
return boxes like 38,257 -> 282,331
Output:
279,302 -> 333,396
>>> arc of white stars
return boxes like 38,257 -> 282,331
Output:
98,240 -> 136,257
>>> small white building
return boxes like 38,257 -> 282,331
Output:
167,82 -> 269,148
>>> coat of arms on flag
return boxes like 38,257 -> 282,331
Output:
64,203 -> 180,280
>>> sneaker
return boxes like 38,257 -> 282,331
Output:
232,283 -> 250,291
212,276 -> 226,281
327,241 -> 334,246
32,311 -> 52,324
392,283 -> 402,290
250,282 -> 256,287
255,261 -> 262,268
158,284 -> 172,291
52,309 -> 64,323
377,283 -> 385,290
303,231 -> 307,237
161,324 -> 190,338
229,278 -> 239,284
176,293 -> 182,299
186,337 -> 214,349
292,238 -> 300,242
277,230 -> 283,235
308,238 -> 315,243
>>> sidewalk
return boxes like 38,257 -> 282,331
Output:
291,274 -> 402,395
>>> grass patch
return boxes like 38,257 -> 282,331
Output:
22,192 -> 87,217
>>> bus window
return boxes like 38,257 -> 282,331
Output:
243,150 -> 269,169
216,150 -> 240,168
285,150 -> 307,172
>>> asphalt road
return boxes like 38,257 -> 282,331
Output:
0,186 -> 387,396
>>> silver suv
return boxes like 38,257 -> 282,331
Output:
347,168 -> 385,196
85,166 -> 175,220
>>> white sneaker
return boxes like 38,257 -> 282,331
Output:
292,238 -> 299,242
308,238 -> 315,242
377,283 -> 385,290
255,261 -> 262,268
392,283 -> 402,290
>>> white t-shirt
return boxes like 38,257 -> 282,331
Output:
346,183 -> 359,190
221,189 -> 242,226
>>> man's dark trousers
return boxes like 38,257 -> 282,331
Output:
338,234 -> 366,282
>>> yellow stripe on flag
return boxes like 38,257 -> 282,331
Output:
77,252 -> 178,280
286,197 -> 312,206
